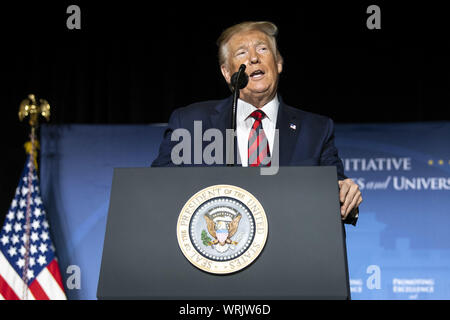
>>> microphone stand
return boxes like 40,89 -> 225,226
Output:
228,64 -> 247,166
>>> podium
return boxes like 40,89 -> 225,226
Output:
97,166 -> 350,299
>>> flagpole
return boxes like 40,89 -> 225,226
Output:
18,94 -> 51,299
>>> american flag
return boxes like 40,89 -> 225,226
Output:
0,156 -> 66,300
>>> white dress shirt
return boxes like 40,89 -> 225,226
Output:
236,96 -> 279,166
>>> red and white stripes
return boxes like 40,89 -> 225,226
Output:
0,251 -> 66,300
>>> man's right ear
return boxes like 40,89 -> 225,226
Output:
221,64 -> 231,84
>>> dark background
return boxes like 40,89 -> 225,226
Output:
0,1 -> 449,224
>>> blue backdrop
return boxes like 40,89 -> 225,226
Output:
39,122 -> 450,300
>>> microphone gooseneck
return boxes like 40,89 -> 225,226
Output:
228,64 -> 248,166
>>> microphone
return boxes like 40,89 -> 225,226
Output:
231,64 -> 249,90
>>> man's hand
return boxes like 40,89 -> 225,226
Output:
338,178 -> 362,220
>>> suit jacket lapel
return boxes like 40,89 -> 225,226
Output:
210,96 -> 232,136
210,96 -> 240,166
276,98 -> 300,165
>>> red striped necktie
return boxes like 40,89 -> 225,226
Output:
248,110 -> 271,167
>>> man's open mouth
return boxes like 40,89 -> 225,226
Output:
250,70 -> 265,79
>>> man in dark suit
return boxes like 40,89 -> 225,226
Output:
152,21 -> 362,225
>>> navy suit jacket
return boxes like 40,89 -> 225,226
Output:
152,96 -> 347,180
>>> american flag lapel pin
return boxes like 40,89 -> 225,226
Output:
289,123 -> 297,130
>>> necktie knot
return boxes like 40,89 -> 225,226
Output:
249,110 -> 266,121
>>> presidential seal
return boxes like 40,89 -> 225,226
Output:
176,185 -> 268,274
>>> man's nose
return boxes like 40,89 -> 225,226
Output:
249,50 -> 260,64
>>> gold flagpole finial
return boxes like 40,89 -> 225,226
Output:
19,93 -> 51,128
18,94 -> 51,170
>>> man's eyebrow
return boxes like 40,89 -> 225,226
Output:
232,40 -> 268,53
234,45 -> 247,52
255,40 -> 268,46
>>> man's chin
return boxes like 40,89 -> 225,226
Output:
240,89 -> 276,107
243,85 -> 272,96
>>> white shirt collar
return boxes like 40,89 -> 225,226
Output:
237,95 -> 279,123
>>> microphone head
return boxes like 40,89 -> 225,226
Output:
231,67 -> 249,90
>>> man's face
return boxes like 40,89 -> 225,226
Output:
221,30 -> 283,107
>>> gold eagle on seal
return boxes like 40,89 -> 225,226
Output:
204,213 -> 242,246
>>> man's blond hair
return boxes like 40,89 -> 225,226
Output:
216,21 -> 283,67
